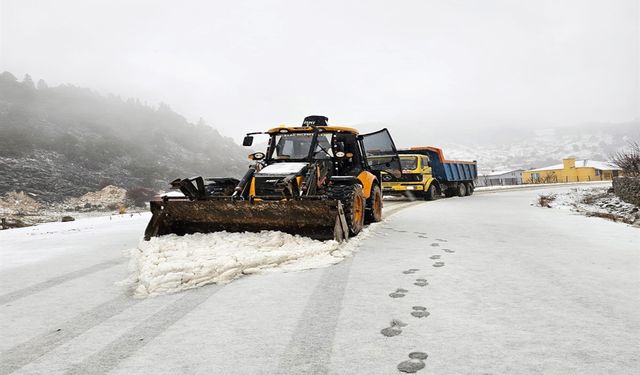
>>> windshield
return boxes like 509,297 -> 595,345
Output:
271,132 -> 334,160
400,157 -> 418,170
272,133 -> 313,159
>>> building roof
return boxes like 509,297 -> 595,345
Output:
527,160 -> 621,172
478,169 -> 524,177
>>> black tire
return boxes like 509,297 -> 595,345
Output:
327,184 -> 366,236
444,187 -> 456,198
465,182 -> 474,196
457,183 -> 466,197
424,184 -> 437,201
365,184 -> 383,224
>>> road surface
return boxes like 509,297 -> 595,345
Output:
1,184 -> 638,374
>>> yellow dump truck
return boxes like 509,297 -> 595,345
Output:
382,147 -> 478,200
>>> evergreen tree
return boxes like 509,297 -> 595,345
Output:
37,79 -> 49,90
22,74 -> 35,89
0,71 -> 17,82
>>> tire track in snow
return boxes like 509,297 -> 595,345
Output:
0,258 -> 125,305
0,294 -> 139,375
275,201 -> 418,373
277,258 -> 353,374
64,285 -> 222,375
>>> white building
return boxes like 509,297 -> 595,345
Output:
476,169 -> 524,187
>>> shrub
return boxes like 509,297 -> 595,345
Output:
126,186 -> 156,207
538,193 -> 556,208
611,141 -> 640,177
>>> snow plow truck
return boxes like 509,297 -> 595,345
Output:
382,147 -> 477,200
144,116 -> 402,242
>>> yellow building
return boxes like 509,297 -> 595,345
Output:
523,158 -> 621,184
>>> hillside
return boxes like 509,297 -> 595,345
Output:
430,122 -> 640,173
0,72 -> 248,202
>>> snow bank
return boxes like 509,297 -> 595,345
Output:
541,186 -> 639,225
122,225 -> 380,297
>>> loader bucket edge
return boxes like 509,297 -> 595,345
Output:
144,199 -> 349,242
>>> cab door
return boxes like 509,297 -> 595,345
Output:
359,128 -> 402,177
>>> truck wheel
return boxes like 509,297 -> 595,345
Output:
328,184 -> 366,236
444,187 -> 456,198
365,184 -> 383,224
456,183 -> 467,197
465,182 -> 474,196
424,184 -> 437,201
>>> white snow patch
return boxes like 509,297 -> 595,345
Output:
540,186 -> 639,224
121,224 -> 380,297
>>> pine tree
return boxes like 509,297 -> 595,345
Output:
37,79 -> 49,90
23,74 -> 35,89
0,71 -> 17,82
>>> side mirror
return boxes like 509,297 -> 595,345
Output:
242,135 -> 254,147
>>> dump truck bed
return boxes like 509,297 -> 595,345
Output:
398,147 -> 477,182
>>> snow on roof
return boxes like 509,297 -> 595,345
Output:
527,160 -> 620,172
484,169 -> 524,177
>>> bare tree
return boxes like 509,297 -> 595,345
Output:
611,141 -> 640,177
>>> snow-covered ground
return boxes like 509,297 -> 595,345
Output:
0,188 -> 638,374
540,186 -> 640,225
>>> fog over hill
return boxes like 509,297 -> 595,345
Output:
1,71 -> 637,202
428,121 -> 640,173
0,72 -> 248,202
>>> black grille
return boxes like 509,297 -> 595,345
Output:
382,173 -> 422,183
254,176 -> 286,196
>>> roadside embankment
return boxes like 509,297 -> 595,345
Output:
613,176 -> 640,206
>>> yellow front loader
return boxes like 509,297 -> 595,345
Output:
144,116 -> 401,241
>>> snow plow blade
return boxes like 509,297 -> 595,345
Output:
144,198 -> 349,242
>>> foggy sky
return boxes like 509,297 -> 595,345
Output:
1,0 -> 638,146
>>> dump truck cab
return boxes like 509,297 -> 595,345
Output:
382,154 -> 439,198
145,116 -> 401,242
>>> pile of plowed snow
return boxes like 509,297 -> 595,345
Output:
122,226 -> 379,297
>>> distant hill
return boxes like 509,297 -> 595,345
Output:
0,72 -> 248,202
430,122 -> 640,173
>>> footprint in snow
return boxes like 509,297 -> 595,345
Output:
429,255 -> 441,260
430,243 -> 440,247
443,249 -> 455,253
402,269 -> 419,274
389,288 -> 409,298
432,261 -> 445,267
411,306 -> 430,318
380,319 -> 407,337
417,235 -> 429,239
414,278 -> 428,287
413,231 -> 428,235
397,352 -> 428,373
436,238 -> 447,242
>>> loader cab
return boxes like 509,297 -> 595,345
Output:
265,127 -> 363,177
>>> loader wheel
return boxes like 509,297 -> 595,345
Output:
328,184 -> 366,236
457,183 -> 467,197
424,184 -> 437,201
365,184 -> 382,224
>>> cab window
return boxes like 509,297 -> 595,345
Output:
400,157 -> 418,170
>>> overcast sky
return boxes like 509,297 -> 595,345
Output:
1,0 -> 638,145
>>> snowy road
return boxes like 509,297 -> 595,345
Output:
1,184 -> 638,374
